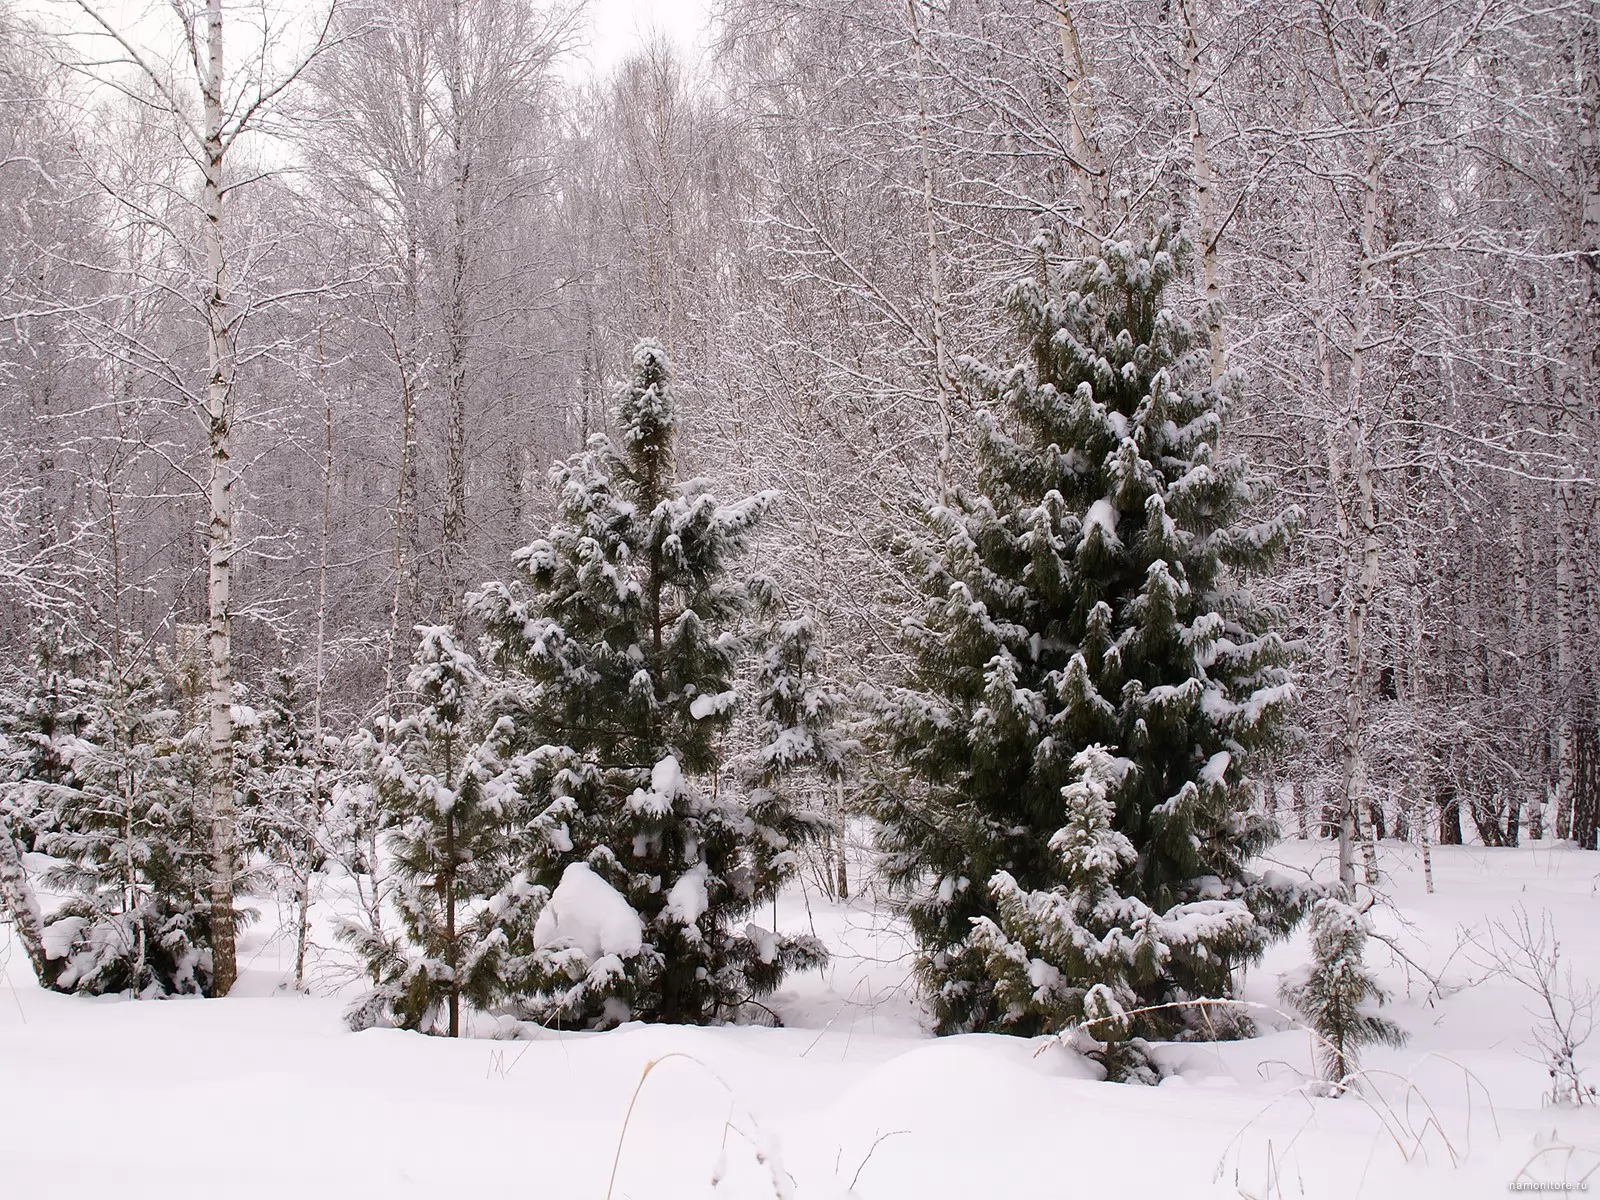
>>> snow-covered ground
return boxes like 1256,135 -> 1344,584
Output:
3,840 -> 1599,1199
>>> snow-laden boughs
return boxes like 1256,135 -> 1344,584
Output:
1278,898 -> 1407,1092
742,602 -> 856,898
871,223 -> 1305,1045
240,671 -> 320,881
750,609 -> 851,787
2,633 -> 217,996
971,746 -> 1267,1079
341,627 -> 511,1035
471,340 -> 827,1028
239,668 -> 346,992
0,628 -> 96,856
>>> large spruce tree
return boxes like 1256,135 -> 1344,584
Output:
873,225 -> 1303,1051
472,340 -> 826,1028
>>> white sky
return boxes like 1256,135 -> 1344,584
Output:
29,0 -> 715,86
580,0 -> 713,77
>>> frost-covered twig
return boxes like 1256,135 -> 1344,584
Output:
1477,906 -> 1598,1107
1365,923 -> 1478,1007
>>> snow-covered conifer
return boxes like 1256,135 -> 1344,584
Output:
243,668 -> 337,991
873,224 -> 1303,1039
1279,898 -> 1407,1092
342,627 -> 507,1035
745,604 -> 853,898
971,745 -> 1266,1078
473,341 -> 826,1028
22,639 -> 216,995
751,608 -> 850,789
0,628 -> 97,851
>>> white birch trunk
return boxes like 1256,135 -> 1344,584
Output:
202,0 -> 238,997
906,0 -> 954,498
1053,1 -> 1107,237
442,108 -> 471,616
1179,0 -> 1225,382
1347,131 -> 1384,889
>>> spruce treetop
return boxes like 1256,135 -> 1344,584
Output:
617,338 -> 677,509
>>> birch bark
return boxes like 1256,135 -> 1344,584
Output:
201,0 -> 238,995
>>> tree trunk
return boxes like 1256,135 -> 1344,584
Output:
906,0 -> 955,499
445,805 -> 459,1037
203,0 -> 238,998
834,776 -> 849,901
297,356 -> 335,994
383,320 -> 419,730
1575,722 -> 1600,851
1438,778 -> 1462,846
1555,476 -> 1578,840
1556,9 -> 1600,844
1179,0 -> 1225,381
441,0 -> 472,619
1053,1 -> 1107,235
1331,118 -> 1385,895
0,822 -> 47,985
1416,785 -> 1434,894
1512,474 -> 1542,839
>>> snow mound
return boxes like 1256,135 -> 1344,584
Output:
532,863 -> 643,959
665,862 -> 710,925
627,755 -> 687,817
651,754 -> 685,797
689,690 -> 735,720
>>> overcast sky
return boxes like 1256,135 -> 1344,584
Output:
32,0 -> 714,87
573,0 -> 713,77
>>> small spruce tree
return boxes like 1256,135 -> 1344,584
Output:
873,224 -> 1303,1044
244,667 -> 334,992
24,640 -> 215,995
0,628 -> 98,852
745,605 -> 853,900
473,340 -> 826,1028
0,630 -> 92,980
342,627 -> 507,1035
1279,898 -> 1407,1093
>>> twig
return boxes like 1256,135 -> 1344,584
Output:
848,1129 -> 909,1193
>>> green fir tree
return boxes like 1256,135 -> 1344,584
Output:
21,639 -> 215,996
1278,898 -> 1407,1093
745,606 -> 854,899
342,626 -> 508,1035
873,224 -> 1304,1046
472,340 -> 827,1028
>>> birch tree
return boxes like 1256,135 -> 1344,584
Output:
50,0 -> 344,994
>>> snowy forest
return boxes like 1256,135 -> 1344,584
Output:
2,0 -> 1599,1196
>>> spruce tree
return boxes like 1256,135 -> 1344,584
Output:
243,668 -> 333,992
1279,898 -> 1407,1092
342,626 -> 507,1035
873,225 -> 1303,1043
473,340 -> 826,1028
746,607 -> 853,899
0,629 -> 97,982
750,609 -> 850,793
21,639 -> 216,996
0,628 -> 98,851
